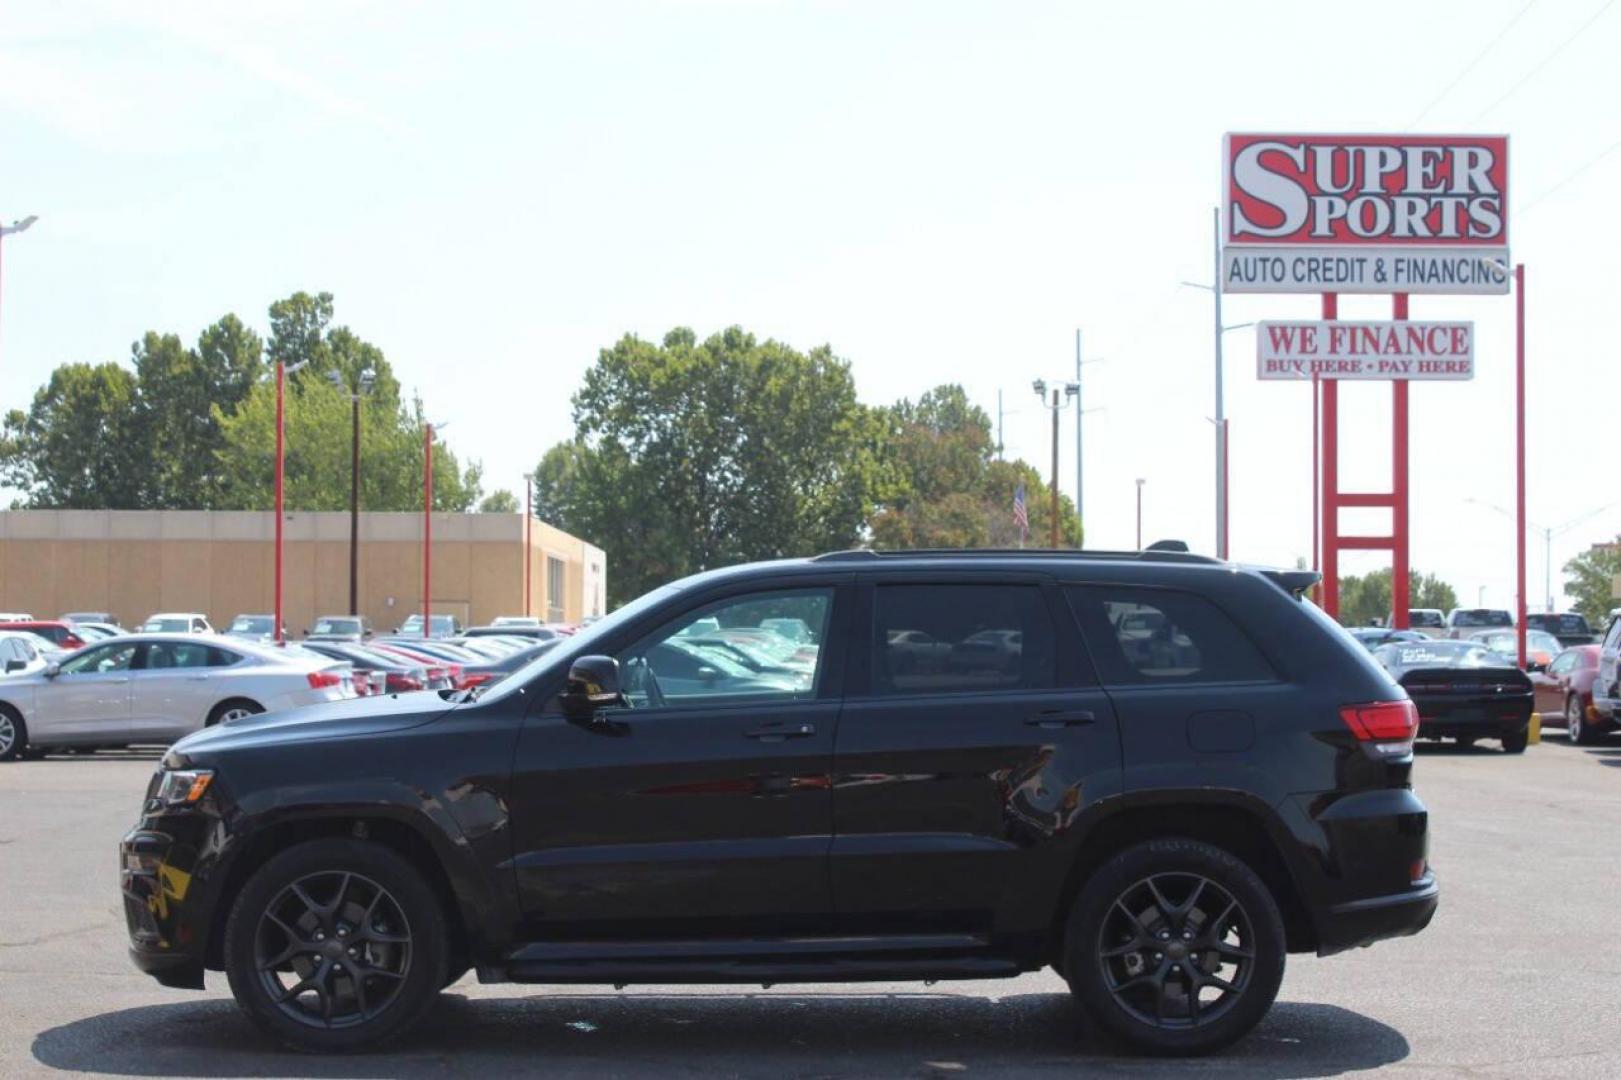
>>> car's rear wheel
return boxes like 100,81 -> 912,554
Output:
223,838 -> 447,1052
208,699 -> 264,727
1568,696 -> 1598,745
0,708 -> 27,762
1063,838 -> 1285,1056
1502,729 -> 1529,754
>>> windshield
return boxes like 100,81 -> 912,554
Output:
230,616 -> 273,633
476,582 -> 686,705
1408,610 -> 1445,628
1381,641 -> 1501,671
142,618 -> 192,632
1529,614 -> 1590,634
1452,609 -> 1511,628
313,618 -> 361,635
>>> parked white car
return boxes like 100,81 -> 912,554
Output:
0,631 -> 53,678
0,634 -> 356,761
139,612 -> 215,634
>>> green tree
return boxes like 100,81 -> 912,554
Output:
0,363 -> 147,508
479,489 -> 519,513
1563,541 -> 1621,625
535,327 -> 882,605
1338,567 -> 1459,627
868,384 -> 1081,549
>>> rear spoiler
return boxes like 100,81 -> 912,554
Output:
1261,569 -> 1321,600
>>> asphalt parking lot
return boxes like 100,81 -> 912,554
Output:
3,729 -> 1618,1080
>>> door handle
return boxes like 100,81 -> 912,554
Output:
745,722 -> 817,742
186,675 -> 210,682
1026,709 -> 1097,729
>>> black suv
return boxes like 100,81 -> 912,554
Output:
121,549 -> 1436,1055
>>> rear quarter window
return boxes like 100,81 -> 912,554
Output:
1066,585 -> 1275,687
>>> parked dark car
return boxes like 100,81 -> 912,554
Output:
121,548 -> 1436,1056
1530,645 -> 1610,745
1524,612 -> 1596,649
1371,639 -> 1532,751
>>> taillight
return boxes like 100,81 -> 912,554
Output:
459,672 -> 494,689
1340,700 -> 1418,757
386,672 -> 424,693
446,663 -> 463,683
307,670 -> 343,690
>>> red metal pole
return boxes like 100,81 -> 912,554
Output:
1321,293 -> 1339,617
1392,293 -> 1411,631
1516,265 -> 1527,669
1312,373 -> 1319,577
274,360 -> 285,643
523,478 -> 532,618
423,424 -> 433,638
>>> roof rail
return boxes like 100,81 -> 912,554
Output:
813,544 -> 1221,566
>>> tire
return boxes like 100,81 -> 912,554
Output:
1502,729 -> 1529,754
1568,696 -> 1598,746
0,708 -> 27,762
1062,838 -> 1286,1056
223,838 -> 448,1053
208,699 -> 265,727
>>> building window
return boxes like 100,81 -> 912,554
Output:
547,557 -> 566,623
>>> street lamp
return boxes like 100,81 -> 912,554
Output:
328,369 -> 375,616
0,214 -> 40,363
522,472 -> 534,618
274,358 -> 310,643
422,420 -> 450,638
1465,497 -> 1619,613
1136,478 -> 1146,551
1032,378 -> 1079,548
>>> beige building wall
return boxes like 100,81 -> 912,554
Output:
0,511 -> 606,631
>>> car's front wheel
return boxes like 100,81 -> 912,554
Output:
223,838 -> 448,1052
1063,838 -> 1285,1056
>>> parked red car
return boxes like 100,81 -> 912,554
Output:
0,620 -> 86,651
1531,644 -> 1612,744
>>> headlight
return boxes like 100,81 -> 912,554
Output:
154,769 -> 214,806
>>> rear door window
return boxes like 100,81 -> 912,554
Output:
1067,586 -> 1275,686
871,583 -> 1055,695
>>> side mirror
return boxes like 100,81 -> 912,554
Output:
4,659 -> 23,673
697,665 -> 720,683
44,662 -> 60,679
559,655 -> 626,721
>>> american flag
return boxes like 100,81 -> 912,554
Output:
1013,482 -> 1029,531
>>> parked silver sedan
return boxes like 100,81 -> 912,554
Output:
0,634 -> 357,761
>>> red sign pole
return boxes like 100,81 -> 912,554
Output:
1392,293 -> 1411,630
1320,293 -> 1339,617
1515,264 -> 1527,669
423,424 -> 434,638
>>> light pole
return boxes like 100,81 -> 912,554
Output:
422,421 -> 449,637
328,369 -> 375,616
274,358 -> 310,643
1466,497 -> 1619,613
522,472 -> 534,618
1032,378 -> 1078,547
1136,478 -> 1146,551
0,214 -> 40,363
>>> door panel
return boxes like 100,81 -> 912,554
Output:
32,642 -> 138,744
830,576 -> 1122,936
508,581 -> 850,940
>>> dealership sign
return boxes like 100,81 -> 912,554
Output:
1256,320 -> 1474,380
1223,134 -> 1509,294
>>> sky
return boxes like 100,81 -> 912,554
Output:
1,0 -> 1617,612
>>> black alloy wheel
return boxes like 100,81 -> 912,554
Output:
1064,838 -> 1285,1055
1096,872 -> 1254,1031
224,838 -> 447,1052
253,871 -> 412,1029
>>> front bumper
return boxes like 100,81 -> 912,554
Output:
121,807 -> 223,991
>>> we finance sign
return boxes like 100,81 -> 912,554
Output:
1223,134 -> 1509,295
1257,320 -> 1475,381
